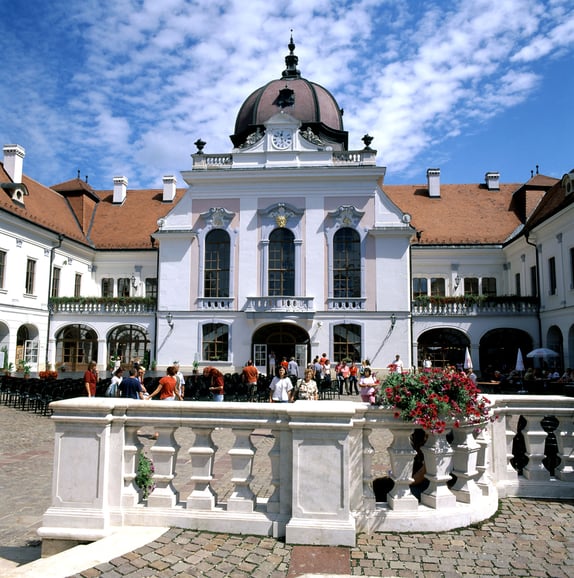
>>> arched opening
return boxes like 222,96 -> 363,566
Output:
108,324 -> 151,369
55,324 -> 98,372
546,325 -> 564,371
16,324 -> 40,370
252,322 -> 310,375
417,328 -> 469,369
479,328 -> 533,379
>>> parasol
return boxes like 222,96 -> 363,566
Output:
515,348 -> 525,372
463,347 -> 473,370
526,348 -> 559,359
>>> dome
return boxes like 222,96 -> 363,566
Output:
231,37 -> 348,150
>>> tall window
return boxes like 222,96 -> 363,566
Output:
145,278 -> 157,299
515,273 -> 521,296
268,228 -> 295,296
570,248 -> 574,290
333,228 -> 361,298
333,324 -> 361,363
412,278 -> 428,297
118,277 -> 130,297
25,259 -> 36,294
430,277 -> 445,297
530,266 -> 538,297
0,250 -> 6,289
74,273 -> 82,297
204,229 -> 230,297
51,267 -> 61,298
548,257 -> 557,295
482,277 -> 497,297
101,278 -> 114,297
464,277 -> 479,295
202,323 -> 229,362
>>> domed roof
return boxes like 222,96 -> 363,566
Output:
231,37 -> 348,150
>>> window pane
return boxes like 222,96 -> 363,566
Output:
412,278 -> 428,297
515,273 -> 521,296
25,259 -> 35,294
202,323 -> 229,361
101,278 -> 114,297
51,267 -> 61,298
333,324 -> 361,363
74,274 -> 82,298
118,278 -> 130,297
204,229 -> 230,298
268,228 -> 295,296
530,266 -> 538,298
482,277 -> 497,296
0,250 -> 6,289
548,257 -> 556,295
430,278 -> 445,297
463,278 -> 478,295
145,278 -> 157,299
333,228 -> 361,298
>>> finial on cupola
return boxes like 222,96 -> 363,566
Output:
282,30 -> 301,79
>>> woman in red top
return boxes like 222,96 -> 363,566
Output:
84,361 -> 98,397
148,366 -> 177,400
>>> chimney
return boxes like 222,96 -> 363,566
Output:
113,176 -> 128,204
485,171 -> 500,190
3,144 -> 25,183
427,168 -> 440,198
162,175 -> 177,202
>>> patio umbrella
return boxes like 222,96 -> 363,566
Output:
515,349 -> 525,372
463,347 -> 473,370
526,348 -> 559,359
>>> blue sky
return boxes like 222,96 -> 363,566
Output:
1,0 -> 573,190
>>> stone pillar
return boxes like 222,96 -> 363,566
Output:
285,402 -> 357,547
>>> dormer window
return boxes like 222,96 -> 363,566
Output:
1,182 -> 29,206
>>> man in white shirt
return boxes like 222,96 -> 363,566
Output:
173,361 -> 185,400
391,354 -> 404,374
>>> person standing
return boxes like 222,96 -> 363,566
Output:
287,356 -> 299,379
390,354 -> 404,374
204,366 -> 225,401
119,368 -> 145,399
268,351 -> 276,376
359,367 -> 377,403
148,366 -> 177,401
173,361 -> 185,400
84,361 -> 98,397
349,362 -> 359,395
294,368 -> 318,400
242,360 -> 259,402
269,366 -> 293,403
106,367 -> 123,397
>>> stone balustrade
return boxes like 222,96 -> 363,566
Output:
38,395 -> 574,552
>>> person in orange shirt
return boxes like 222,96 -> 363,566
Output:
148,366 -> 177,400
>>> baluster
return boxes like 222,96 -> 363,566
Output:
147,427 -> 180,507
266,431 -> 281,513
187,427 -> 218,509
555,418 -> 574,481
421,430 -> 456,509
450,424 -> 482,503
227,428 -> 256,512
122,425 -> 143,506
474,425 -> 494,495
505,414 -> 521,478
522,416 -> 551,481
361,427 -> 376,510
387,427 -> 418,511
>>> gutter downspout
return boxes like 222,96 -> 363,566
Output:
152,235 -> 159,368
525,232 -> 542,346
45,234 -> 64,369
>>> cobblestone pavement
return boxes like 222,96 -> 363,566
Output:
1,403 -> 573,577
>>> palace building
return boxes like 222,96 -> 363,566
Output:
1,39 -> 572,376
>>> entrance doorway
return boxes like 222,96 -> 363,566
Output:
252,323 -> 310,376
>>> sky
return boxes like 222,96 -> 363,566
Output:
1,0 -> 573,191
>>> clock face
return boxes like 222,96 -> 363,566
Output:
271,129 -> 292,149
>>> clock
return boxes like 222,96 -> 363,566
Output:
271,129 -> 293,149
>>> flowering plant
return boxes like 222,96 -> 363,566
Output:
135,452 -> 155,499
376,368 -> 492,434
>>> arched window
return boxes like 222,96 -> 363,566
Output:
54,324 -> 98,371
202,323 -> 229,362
333,228 -> 361,298
204,229 -> 230,298
108,324 -> 150,368
333,323 -> 362,363
268,228 -> 295,296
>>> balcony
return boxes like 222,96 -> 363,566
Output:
244,296 -> 314,316
412,295 -> 539,317
327,297 -> 366,310
49,297 -> 156,315
197,297 -> 234,311
38,394 -> 574,550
